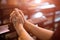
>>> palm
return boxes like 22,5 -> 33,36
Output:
10,8 -> 24,26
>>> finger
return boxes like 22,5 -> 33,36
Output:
14,8 -> 24,17
14,8 -> 22,17
15,8 -> 25,18
16,14 -> 24,24
10,11 -> 15,17
19,10 -> 25,19
16,13 -> 24,24
15,8 -> 26,20
14,10 -> 24,24
10,15 -> 16,22
10,11 -> 16,20
14,8 -> 25,23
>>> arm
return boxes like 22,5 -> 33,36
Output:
12,8 -> 54,40
10,10 -> 34,40
24,20 -> 54,40
14,24 -> 34,40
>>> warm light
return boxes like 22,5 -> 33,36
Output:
33,0 -> 41,4
31,12 -> 44,18
39,4 -> 56,9
27,0 -> 41,7
33,12 -> 43,18
35,2 -> 56,9
28,2 -> 56,10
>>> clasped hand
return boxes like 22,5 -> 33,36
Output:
10,8 -> 26,26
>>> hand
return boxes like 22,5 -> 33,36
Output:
15,8 -> 26,21
10,8 -> 24,26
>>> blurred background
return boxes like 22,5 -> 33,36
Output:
0,0 -> 60,40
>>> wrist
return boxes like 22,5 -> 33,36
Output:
23,20 -> 28,26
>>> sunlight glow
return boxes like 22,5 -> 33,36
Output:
39,4 -> 56,9
32,12 -> 43,18
34,0 -> 41,4
28,2 -> 56,10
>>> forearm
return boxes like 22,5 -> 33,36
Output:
14,24 -> 34,40
24,20 -> 54,40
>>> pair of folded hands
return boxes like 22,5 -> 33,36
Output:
10,8 -> 26,26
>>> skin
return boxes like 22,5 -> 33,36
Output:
10,8 -> 54,40
10,9 -> 34,40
